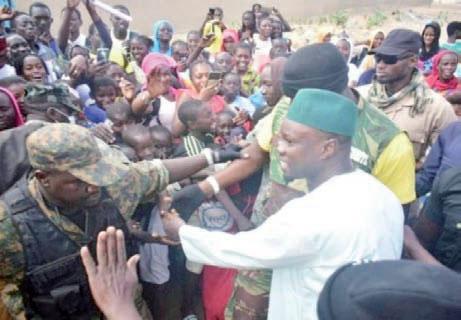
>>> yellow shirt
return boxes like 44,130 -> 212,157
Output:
255,99 -> 416,204
203,21 -> 223,55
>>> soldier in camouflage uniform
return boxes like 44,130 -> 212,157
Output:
0,123 -> 241,319
192,44 -> 417,319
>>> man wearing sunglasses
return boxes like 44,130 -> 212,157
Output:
358,28 -> 457,168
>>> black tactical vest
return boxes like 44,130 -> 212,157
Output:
2,181 -> 135,320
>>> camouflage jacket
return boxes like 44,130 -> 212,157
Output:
0,160 -> 169,319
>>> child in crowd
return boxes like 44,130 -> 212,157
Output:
221,72 -> 256,117
84,76 -> 118,123
150,125 -> 174,159
173,98 -> 252,320
214,110 -> 246,146
0,76 -> 27,111
174,99 -> 215,157
105,100 -> 136,145
121,123 -> 176,320
233,43 -> 259,96
213,52 -> 234,73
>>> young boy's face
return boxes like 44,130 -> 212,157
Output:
234,48 -> 251,73
152,132 -> 173,159
215,114 -> 234,137
215,52 -> 234,73
191,105 -> 214,133
133,133 -> 156,161
95,85 -> 117,109
222,74 -> 241,101
110,112 -> 134,134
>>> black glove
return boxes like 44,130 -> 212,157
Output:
212,144 -> 243,163
171,184 -> 207,221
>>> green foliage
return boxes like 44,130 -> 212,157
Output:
329,10 -> 349,27
367,11 -> 387,29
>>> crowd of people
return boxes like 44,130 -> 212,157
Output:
0,0 -> 461,319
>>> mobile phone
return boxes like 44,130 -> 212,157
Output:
209,71 -> 223,81
96,48 -> 109,63
208,8 -> 215,15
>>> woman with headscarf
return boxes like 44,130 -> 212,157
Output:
221,29 -> 239,54
0,87 -> 25,131
358,30 -> 385,75
420,21 -> 441,75
426,50 -> 461,96
150,20 -> 174,56
131,53 -> 178,131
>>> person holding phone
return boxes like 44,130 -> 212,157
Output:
201,7 -> 226,55
172,61 -> 226,137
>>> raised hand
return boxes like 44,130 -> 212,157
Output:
80,227 -> 141,320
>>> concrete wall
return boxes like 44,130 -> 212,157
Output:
18,0 -> 430,35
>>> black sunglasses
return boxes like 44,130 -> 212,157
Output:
374,53 -> 413,65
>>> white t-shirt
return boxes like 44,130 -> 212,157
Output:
148,96 -> 176,132
180,170 -> 404,320
69,34 -> 87,48
228,96 -> 256,117
0,64 -> 16,78
139,207 -> 170,285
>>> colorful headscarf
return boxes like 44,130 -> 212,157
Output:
0,87 -> 25,128
150,20 -> 174,56
142,52 -> 176,77
221,29 -> 239,52
426,50 -> 460,92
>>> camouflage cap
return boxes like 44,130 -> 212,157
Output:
26,123 -> 130,187
24,83 -> 81,113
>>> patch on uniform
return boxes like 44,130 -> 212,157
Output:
198,201 -> 234,232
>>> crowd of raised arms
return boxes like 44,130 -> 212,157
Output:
0,0 -> 461,319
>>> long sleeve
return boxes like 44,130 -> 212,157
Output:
179,199 -> 320,270
416,133 -> 445,197
0,204 -> 26,319
94,19 -> 112,49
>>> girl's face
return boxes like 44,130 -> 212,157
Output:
223,36 -> 236,53
158,24 -> 173,42
0,91 -> 15,131
8,83 -> 26,111
439,53 -> 458,80
95,85 -> 117,109
423,27 -> 436,47
242,12 -> 254,28
191,63 -> 211,91
259,19 -> 273,39
130,39 -> 149,64
372,32 -> 384,49
148,66 -> 172,96
22,56 -> 47,83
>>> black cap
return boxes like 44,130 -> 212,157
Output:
317,260 -> 461,320
372,28 -> 421,56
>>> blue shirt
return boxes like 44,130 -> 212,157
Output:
416,121 -> 461,197
84,103 -> 107,124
